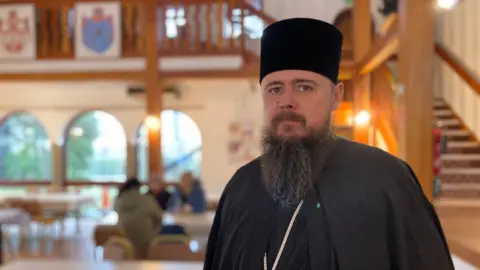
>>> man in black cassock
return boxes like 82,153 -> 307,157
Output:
204,18 -> 454,270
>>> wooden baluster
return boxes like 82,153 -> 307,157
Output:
205,1 -> 212,51
216,0 -> 223,51
123,4 -> 133,55
194,4 -> 201,51
40,8 -> 49,57
183,5 -> 190,52
229,0 -> 235,50
135,3 -> 145,55
173,0 -> 180,52
161,3 -> 169,51
50,7 -> 60,56
240,7 -> 245,55
60,6 -> 71,56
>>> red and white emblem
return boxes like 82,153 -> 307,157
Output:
0,10 -> 30,53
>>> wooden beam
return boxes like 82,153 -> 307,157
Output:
397,0 -> 435,200
144,1 -> 163,178
352,0 -> 373,144
357,15 -> 398,76
0,72 -> 144,81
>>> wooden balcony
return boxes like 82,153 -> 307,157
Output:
0,0 -> 260,60
0,0 -> 356,80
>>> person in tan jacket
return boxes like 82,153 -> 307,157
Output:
114,178 -> 163,259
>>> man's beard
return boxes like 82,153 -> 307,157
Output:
260,114 -> 336,209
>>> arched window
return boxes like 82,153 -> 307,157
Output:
63,111 -> 127,210
137,110 -> 202,182
0,112 -> 51,181
65,111 -> 127,182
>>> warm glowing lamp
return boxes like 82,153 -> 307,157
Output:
145,115 -> 161,131
437,0 -> 458,10
354,110 -> 371,126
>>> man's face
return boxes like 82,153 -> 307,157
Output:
261,70 -> 343,140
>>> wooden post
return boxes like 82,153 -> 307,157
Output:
352,0 -> 372,144
144,1 -> 163,178
398,0 -> 435,200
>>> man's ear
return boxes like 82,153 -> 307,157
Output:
331,82 -> 344,110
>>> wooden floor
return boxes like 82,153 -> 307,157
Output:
437,204 -> 480,268
2,205 -> 480,268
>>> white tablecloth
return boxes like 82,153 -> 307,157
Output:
0,260 -> 203,270
0,193 -> 96,211
102,211 -> 215,235
0,209 -> 30,226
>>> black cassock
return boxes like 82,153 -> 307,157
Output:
204,138 -> 454,270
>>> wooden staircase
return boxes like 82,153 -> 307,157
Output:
433,99 -> 480,199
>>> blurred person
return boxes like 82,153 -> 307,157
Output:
177,172 -> 207,213
148,178 -> 173,211
204,18 -> 454,270
114,177 -> 163,259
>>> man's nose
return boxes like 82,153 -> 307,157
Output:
277,89 -> 297,110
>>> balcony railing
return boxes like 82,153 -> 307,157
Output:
35,1 -> 146,58
0,0 -> 267,60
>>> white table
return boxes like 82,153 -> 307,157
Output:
0,260 -> 204,270
0,209 -> 29,226
0,209 -> 30,265
0,193 -> 96,211
102,211 -> 215,234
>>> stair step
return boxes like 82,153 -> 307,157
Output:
448,141 -> 479,148
443,159 -> 480,167
447,142 -> 480,154
433,103 -> 449,110
441,171 -> 480,185
441,129 -> 472,141
441,154 -> 480,160
442,154 -> 480,167
441,168 -> 480,174
441,129 -> 470,136
439,189 -> 480,199
437,119 -> 461,128
433,100 -> 446,107
433,110 -> 453,117
442,183 -> 480,190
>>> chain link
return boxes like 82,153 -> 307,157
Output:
263,200 -> 304,270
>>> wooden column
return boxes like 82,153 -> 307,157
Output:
51,143 -> 64,190
398,0 -> 435,200
126,143 -> 137,179
144,1 -> 163,178
352,0 -> 372,144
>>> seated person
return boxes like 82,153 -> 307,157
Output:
114,177 -> 163,259
177,172 -> 207,214
147,179 -> 172,211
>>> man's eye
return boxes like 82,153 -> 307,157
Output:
267,87 -> 281,94
297,85 -> 313,92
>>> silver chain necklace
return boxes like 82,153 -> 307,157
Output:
263,200 -> 304,270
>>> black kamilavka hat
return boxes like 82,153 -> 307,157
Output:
259,18 -> 343,84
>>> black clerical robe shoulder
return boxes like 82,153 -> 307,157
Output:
204,138 -> 454,270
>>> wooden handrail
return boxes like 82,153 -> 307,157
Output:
435,43 -> 480,96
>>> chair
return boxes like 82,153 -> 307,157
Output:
146,235 -> 205,261
92,225 -> 125,260
103,236 -> 135,261
22,201 -> 63,239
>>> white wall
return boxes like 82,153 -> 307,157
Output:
0,79 -> 264,197
263,0 -> 350,23
436,0 -> 480,138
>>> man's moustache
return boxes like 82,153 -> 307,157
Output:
272,112 -> 306,127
